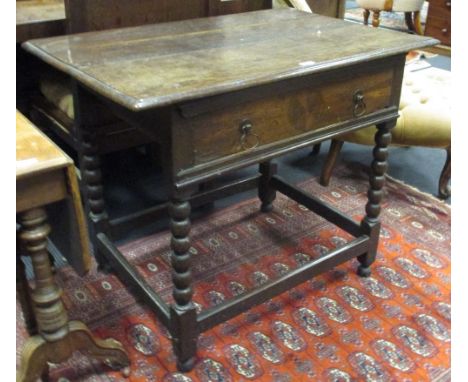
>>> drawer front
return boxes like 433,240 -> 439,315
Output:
172,62 -> 399,177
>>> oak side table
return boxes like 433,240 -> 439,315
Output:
23,9 -> 437,371
16,111 -> 129,382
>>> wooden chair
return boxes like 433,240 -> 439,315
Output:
318,65 -> 451,199
357,0 -> 425,35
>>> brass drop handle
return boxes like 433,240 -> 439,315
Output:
239,119 -> 260,150
445,1 -> 450,8
353,90 -> 367,117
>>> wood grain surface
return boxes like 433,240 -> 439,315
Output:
16,0 -> 65,42
16,110 -> 71,179
23,9 -> 438,110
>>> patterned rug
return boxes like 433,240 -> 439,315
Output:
16,163 -> 451,382
345,3 -> 428,33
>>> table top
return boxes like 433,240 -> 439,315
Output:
16,0 -> 65,25
23,8 -> 437,111
16,0 -> 66,42
16,110 -> 72,179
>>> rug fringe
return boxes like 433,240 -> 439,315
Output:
384,172 -> 451,211
432,368 -> 451,382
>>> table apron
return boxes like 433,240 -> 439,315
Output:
173,107 -> 399,189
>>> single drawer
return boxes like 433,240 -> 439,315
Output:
173,61 -> 398,174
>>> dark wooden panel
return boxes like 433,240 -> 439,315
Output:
424,0 -> 451,46
306,0 -> 345,18
16,0 -> 66,42
64,0 -> 208,33
208,0 -> 271,15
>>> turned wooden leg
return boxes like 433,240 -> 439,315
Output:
363,9 -> 370,25
404,12 -> 415,31
310,143 -> 322,156
439,146 -> 451,199
80,130 -> 111,271
357,122 -> 393,277
413,11 -> 423,35
19,208 -> 69,342
259,161 -> 277,212
17,208 -> 129,382
372,10 -> 381,28
168,197 -> 198,372
17,253 -> 37,336
320,140 -> 344,187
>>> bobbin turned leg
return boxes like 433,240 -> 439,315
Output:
17,208 -> 129,382
358,122 -> 393,277
169,197 -> 198,372
80,130 -> 111,271
259,161 -> 277,213
17,234 -> 37,336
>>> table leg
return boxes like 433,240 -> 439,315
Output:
358,121 -> 393,277
80,130 -> 111,271
258,161 -> 277,212
168,198 -> 198,371
17,208 -> 130,382
16,252 -> 37,336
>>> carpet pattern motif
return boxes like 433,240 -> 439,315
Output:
16,163 -> 451,381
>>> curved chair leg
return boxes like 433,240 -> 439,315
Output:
413,11 -> 423,35
372,10 -> 381,28
363,9 -> 370,25
439,146 -> 451,199
404,12 -> 415,32
320,140 -> 344,187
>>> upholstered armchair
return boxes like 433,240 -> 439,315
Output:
319,65 -> 451,199
357,0 -> 425,34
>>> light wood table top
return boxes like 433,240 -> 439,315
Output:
16,110 -> 91,274
16,110 -> 71,179
16,0 -> 65,42
23,8 -> 437,111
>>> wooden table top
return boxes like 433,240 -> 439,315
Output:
16,0 -> 65,25
23,8 -> 437,111
16,0 -> 65,42
16,110 -> 71,179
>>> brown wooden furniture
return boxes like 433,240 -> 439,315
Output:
306,0 -> 345,18
16,0 -> 66,43
424,0 -> 451,51
22,0 -> 274,176
16,111 -> 129,382
356,0 -> 425,34
24,9 -> 436,372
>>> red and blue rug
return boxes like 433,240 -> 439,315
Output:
17,163 -> 451,381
